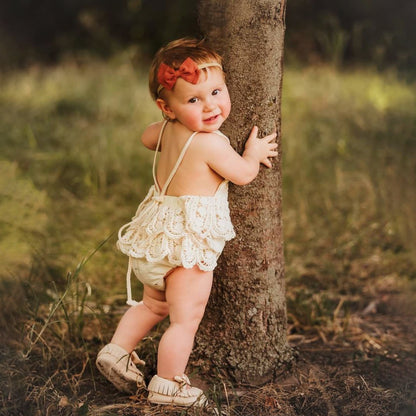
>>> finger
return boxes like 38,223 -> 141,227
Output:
265,132 -> 277,142
262,158 -> 272,168
269,151 -> 278,157
248,126 -> 258,140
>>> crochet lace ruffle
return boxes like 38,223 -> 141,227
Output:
117,181 -> 235,271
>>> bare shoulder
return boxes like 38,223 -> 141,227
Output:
141,121 -> 165,150
193,131 -> 231,155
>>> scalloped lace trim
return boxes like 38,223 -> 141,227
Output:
117,182 -> 235,271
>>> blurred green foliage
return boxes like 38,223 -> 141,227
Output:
0,54 -> 159,286
282,66 -> 416,294
0,56 -> 415,292
0,161 -> 47,273
283,67 -> 416,239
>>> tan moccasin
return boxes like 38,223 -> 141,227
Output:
96,343 -> 145,394
147,374 -> 207,407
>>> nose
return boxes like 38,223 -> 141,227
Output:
204,97 -> 216,111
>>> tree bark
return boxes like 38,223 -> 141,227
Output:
193,0 -> 292,384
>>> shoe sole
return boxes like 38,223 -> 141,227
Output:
148,391 -> 206,407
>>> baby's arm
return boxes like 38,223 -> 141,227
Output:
141,121 -> 164,150
204,126 -> 278,185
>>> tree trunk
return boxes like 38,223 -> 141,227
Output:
193,0 -> 292,384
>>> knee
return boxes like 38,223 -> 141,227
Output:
191,304 -> 206,325
192,297 -> 209,322
142,298 -> 169,318
186,317 -> 203,335
171,318 -> 201,337
179,304 -> 206,333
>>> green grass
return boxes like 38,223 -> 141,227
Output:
0,55 -> 415,414
0,53 -> 160,292
282,65 -> 416,280
1,60 -> 415,287
282,66 -> 416,255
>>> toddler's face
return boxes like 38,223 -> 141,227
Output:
158,68 -> 231,133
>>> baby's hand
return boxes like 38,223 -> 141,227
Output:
244,126 -> 278,168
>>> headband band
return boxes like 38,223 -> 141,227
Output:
156,58 -> 223,96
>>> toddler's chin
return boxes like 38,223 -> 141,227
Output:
200,126 -> 221,133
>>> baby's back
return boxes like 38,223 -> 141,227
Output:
156,122 -> 224,197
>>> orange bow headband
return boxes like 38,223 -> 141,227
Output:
157,58 -> 223,96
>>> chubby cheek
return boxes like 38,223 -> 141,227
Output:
222,98 -> 231,118
179,109 -> 203,130
184,109 -> 201,124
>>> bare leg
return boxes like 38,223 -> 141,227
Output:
157,266 -> 213,379
111,285 -> 169,353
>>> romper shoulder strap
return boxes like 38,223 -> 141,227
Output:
152,121 -> 199,196
160,130 -> 198,195
152,120 -> 168,193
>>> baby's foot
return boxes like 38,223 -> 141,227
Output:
96,343 -> 145,394
147,374 -> 207,407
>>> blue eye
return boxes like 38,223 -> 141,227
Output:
188,97 -> 198,103
212,89 -> 220,96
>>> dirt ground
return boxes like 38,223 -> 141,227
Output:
1,283 -> 415,416
81,293 -> 415,416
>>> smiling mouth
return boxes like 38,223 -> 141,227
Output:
204,114 -> 220,122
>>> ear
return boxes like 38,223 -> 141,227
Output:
156,98 -> 176,120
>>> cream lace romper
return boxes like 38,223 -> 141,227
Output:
117,120 -> 235,305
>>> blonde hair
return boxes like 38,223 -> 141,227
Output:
149,38 -> 223,101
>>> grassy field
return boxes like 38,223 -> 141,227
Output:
0,54 -> 415,415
